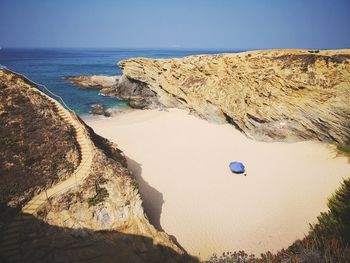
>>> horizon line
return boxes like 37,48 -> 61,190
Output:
1,46 -> 348,51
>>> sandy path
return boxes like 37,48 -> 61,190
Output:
85,109 -> 350,260
22,96 -> 94,214
0,83 -> 94,262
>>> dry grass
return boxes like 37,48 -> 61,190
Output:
0,73 -> 79,213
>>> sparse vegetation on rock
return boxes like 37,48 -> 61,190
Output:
0,71 -> 79,211
0,69 -> 195,262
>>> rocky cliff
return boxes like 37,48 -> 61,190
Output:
0,69 -> 195,263
118,49 -> 350,143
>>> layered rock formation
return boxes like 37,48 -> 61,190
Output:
0,69 -> 195,262
118,49 -> 350,143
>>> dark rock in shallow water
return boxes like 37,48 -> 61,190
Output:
108,75 -> 163,109
128,98 -> 151,109
90,104 -> 111,117
115,75 -> 156,98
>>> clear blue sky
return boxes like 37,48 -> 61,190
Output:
0,0 -> 349,49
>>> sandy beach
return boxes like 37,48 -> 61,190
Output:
85,109 -> 350,260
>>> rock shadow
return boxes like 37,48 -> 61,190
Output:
126,157 -> 164,231
0,205 -> 199,263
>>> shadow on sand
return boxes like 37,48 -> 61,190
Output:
126,157 -> 187,255
0,205 -> 199,263
126,157 -> 164,231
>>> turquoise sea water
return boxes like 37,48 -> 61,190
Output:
0,48 -> 243,116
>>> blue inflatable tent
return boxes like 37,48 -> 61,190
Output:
229,162 -> 245,174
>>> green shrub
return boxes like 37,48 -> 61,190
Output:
0,82 -> 7,89
311,178 -> 350,243
308,50 -> 320,54
0,136 -> 18,146
67,126 -> 76,138
337,144 -> 350,155
24,156 -> 38,166
88,183 -> 109,207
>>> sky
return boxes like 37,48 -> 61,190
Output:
0,0 -> 349,49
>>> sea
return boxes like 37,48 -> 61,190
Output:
0,48 -> 243,116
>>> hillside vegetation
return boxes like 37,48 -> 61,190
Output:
0,69 -> 197,263
0,70 -> 79,214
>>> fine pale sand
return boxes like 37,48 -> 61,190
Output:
85,109 -> 350,260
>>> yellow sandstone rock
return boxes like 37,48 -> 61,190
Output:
119,49 -> 350,143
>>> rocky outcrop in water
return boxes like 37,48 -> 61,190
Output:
90,104 -> 111,117
64,75 -> 120,89
118,49 -> 350,143
112,75 -> 162,109
65,75 -> 162,109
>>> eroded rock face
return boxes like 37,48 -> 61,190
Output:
37,122 -> 188,260
0,70 -> 194,262
113,75 -> 163,109
33,123 -> 196,262
118,49 -> 350,143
